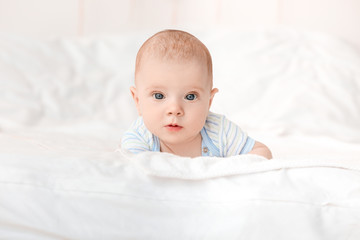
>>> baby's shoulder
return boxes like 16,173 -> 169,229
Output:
205,112 -> 243,134
204,112 -> 226,130
204,112 -> 226,133
123,117 -> 152,140
121,117 -> 158,153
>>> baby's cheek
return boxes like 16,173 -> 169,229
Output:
143,118 -> 158,134
190,113 -> 207,131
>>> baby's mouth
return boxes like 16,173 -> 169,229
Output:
165,124 -> 183,131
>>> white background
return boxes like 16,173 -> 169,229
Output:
0,0 -> 359,50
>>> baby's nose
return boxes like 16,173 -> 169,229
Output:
167,101 -> 184,116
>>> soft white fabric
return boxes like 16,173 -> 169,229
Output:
207,30 -> 360,142
0,132 -> 359,239
0,33 -> 141,138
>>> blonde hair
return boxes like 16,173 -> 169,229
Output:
135,29 -> 213,81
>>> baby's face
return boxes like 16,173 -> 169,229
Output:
131,57 -> 217,148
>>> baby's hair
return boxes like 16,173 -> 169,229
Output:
135,29 -> 213,81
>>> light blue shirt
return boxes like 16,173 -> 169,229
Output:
121,112 -> 255,157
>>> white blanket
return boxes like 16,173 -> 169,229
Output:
0,132 -> 360,239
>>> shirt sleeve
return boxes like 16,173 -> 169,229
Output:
120,118 -> 153,153
240,137 -> 255,154
221,116 -> 255,156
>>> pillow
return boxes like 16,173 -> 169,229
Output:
205,29 -> 360,142
0,33 -> 140,137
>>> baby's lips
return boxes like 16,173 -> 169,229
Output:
165,124 -> 183,128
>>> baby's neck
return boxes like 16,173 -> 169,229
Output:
160,134 -> 202,158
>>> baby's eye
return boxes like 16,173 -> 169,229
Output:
185,93 -> 197,101
153,93 -> 164,100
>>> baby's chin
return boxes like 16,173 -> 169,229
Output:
159,132 -> 201,144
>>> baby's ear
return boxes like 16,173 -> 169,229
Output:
209,88 -> 219,108
130,86 -> 141,115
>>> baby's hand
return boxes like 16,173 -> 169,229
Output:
248,141 -> 272,159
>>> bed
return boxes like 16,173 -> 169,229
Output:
1,29 -> 360,239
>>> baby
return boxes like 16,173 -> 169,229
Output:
121,29 -> 272,159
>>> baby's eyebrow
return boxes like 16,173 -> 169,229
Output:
143,86 -> 206,93
189,86 -> 205,92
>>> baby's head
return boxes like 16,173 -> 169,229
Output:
131,30 -> 218,150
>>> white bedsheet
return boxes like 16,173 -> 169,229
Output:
0,132 -> 359,240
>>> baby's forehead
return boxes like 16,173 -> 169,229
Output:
136,57 -> 213,91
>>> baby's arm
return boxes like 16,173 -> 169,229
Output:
248,141 -> 272,159
121,119 -> 153,153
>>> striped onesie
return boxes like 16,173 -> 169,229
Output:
121,112 -> 255,157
